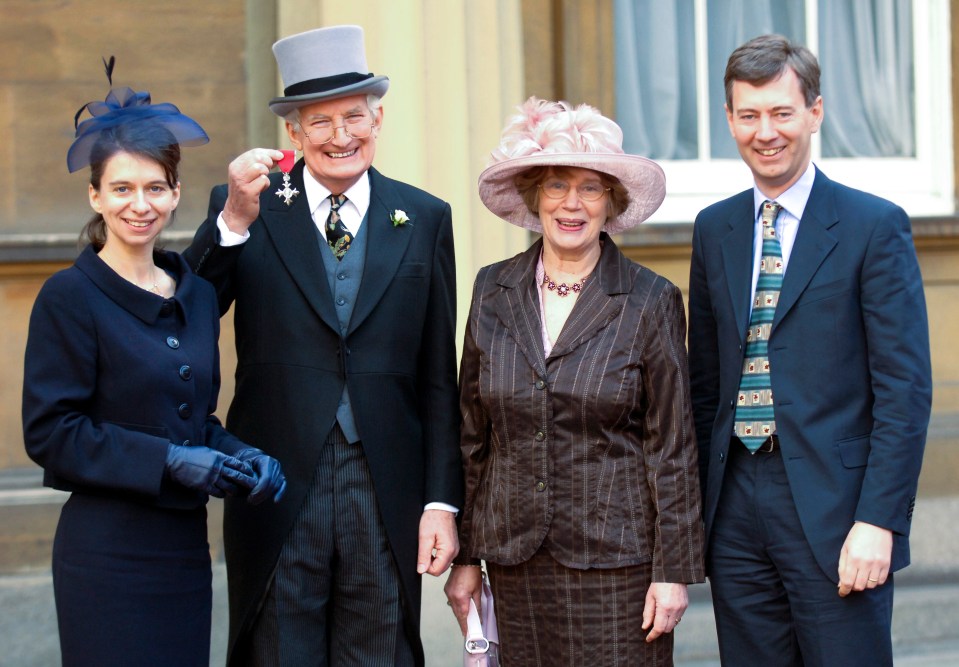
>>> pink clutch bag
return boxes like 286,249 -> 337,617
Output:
463,572 -> 500,667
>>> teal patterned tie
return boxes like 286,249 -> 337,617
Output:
326,194 -> 351,260
734,201 -> 783,452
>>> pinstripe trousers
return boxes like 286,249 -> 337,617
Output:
246,424 -> 414,667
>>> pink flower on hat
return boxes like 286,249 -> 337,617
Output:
489,98 -> 625,166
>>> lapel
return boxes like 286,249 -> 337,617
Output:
258,160 -> 340,333
719,191 -> 758,336
492,241 -> 548,376
491,235 -> 629,375
348,168 -> 414,335
774,168 -> 839,326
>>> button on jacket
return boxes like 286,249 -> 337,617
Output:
458,236 -> 705,583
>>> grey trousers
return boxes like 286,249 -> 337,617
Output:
247,424 -> 415,667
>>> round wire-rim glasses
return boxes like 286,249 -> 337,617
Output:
538,180 -> 611,202
302,115 -> 376,145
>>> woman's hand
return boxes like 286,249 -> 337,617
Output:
164,444 -> 256,498
642,582 -> 689,642
443,564 -> 484,635
234,447 -> 287,504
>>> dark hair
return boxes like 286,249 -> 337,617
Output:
80,122 -> 181,251
724,34 -> 821,109
514,166 -> 630,222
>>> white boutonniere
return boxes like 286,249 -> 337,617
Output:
391,209 -> 411,227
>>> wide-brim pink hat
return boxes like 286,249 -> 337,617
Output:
478,97 -> 666,235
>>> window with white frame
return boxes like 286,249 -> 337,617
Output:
614,0 -> 953,223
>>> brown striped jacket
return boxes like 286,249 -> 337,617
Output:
457,235 -> 705,583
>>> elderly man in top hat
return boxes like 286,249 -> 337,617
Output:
184,25 -> 463,667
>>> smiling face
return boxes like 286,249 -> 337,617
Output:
726,66 -> 823,198
88,151 -> 180,254
286,94 -> 382,194
537,167 -> 609,261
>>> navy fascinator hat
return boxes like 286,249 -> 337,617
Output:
67,57 -> 209,173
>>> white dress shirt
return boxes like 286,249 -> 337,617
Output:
216,167 -> 371,245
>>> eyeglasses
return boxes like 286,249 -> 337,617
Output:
538,179 -> 610,202
301,113 -> 376,145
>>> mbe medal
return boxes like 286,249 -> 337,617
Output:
275,149 -> 299,205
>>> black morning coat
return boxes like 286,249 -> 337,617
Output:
184,162 -> 463,665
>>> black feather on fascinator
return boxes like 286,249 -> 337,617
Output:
67,56 -> 209,173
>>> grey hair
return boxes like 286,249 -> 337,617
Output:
286,94 -> 383,132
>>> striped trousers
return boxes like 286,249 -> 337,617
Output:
245,424 -> 414,667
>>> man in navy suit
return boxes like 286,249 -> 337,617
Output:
688,34 -> 931,666
184,25 -> 462,667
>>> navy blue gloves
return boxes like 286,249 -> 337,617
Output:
165,444 -> 256,498
234,447 -> 287,504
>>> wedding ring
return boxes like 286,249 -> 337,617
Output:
868,578 -> 879,583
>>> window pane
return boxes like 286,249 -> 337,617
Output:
614,0 -> 698,160
615,0 -> 917,163
706,0 -> 806,158
819,0 -> 914,157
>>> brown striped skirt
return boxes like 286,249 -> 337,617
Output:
486,547 -> 674,667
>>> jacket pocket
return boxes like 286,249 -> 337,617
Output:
836,435 -> 870,468
106,421 -> 169,439
797,277 -> 855,306
395,261 -> 427,278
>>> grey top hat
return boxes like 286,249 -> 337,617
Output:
269,25 -> 390,118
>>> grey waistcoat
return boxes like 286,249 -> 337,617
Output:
317,212 -> 369,443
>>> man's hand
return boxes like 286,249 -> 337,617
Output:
222,148 -> 286,234
838,521 -> 892,597
444,565 -> 483,635
416,509 -> 459,576
642,582 -> 689,642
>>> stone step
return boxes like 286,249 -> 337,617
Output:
0,468 -> 63,573
3,566 -> 958,667
0,467 -> 224,574
3,469 -> 959,665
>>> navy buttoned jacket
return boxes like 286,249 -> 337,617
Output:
23,246 -> 247,508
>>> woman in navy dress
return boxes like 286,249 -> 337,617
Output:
22,67 -> 287,667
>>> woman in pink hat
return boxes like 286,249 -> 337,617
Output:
445,97 -> 705,666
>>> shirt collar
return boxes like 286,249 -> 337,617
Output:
303,167 -> 372,218
753,161 -> 817,221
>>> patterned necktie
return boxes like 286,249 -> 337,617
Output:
734,200 -> 784,452
326,194 -> 351,260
